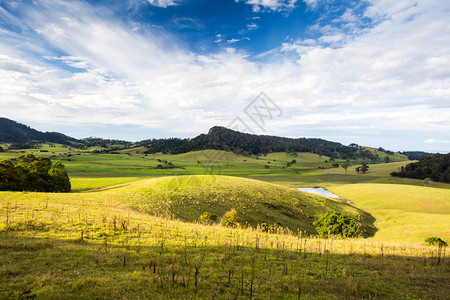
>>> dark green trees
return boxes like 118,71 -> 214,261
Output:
313,212 -> 359,238
391,153 -> 450,183
0,154 -> 71,192
355,163 -> 369,174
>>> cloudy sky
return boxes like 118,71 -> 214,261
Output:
0,0 -> 449,152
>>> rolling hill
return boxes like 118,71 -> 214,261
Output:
1,117 -> 409,162
0,117 -> 79,145
105,175 -> 376,236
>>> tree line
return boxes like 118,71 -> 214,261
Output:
142,126 -> 379,160
390,153 -> 450,183
0,154 -> 71,192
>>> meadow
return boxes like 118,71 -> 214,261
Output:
1,185 -> 448,299
1,146 -> 449,298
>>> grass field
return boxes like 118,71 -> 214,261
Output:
328,184 -> 450,242
1,147 -> 449,298
1,182 -> 448,299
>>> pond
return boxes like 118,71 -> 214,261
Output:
296,187 -> 342,199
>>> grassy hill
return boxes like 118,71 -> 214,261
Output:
0,117 -> 79,145
106,175 -> 376,235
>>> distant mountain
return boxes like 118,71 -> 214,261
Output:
142,126 -> 387,160
0,117 -> 79,145
391,153 -> 450,183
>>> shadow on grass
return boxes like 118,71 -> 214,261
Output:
1,233 -> 448,299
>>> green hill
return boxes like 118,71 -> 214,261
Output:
107,175 -> 376,235
0,117 -> 79,145
142,126 -> 373,159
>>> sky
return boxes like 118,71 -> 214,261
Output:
0,0 -> 449,152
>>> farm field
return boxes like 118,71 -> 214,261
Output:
328,184 -> 450,242
1,148 -> 449,298
1,176 -> 449,299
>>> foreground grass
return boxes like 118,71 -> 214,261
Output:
328,184 -> 450,242
0,190 -> 448,299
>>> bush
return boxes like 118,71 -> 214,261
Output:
259,223 -> 275,233
199,212 -> 217,224
313,212 -> 359,238
220,209 -> 241,228
425,236 -> 448,247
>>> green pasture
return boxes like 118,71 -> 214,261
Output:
328,184 -> 450,242
1,145 -> 449,299
0,179 -> 448,299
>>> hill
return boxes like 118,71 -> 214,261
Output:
0,117 -> 79,145
106,175 -> 376,236
391,153 -> 450,183
142,126 -> 404,161
1,118 -> 408,161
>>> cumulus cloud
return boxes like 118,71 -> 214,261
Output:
0,0 -> 449,151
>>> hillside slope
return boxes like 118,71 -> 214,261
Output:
106,175 -> 376,235
0,117 -> 79,144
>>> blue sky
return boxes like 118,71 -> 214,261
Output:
0,0 -> 449,152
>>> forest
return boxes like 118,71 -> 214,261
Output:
142,126 -> 380,160
391,153 -> 450,183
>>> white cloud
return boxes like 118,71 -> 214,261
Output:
147,0 -> 181,8
247,23 -> 259,30
241,0 -> 299,12
227,39 -> 240,44
0,0 -> 449,151
424,138 -> 450,144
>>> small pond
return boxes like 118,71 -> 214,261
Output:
296,187 -> 342,199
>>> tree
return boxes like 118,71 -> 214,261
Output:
0,159 -> 23,191
341,163 -> 350,174
0,154 -> 71,192
425,236 -> 448,265
0,146 -> 4,152
200,212 -> 217,224
313,212 -> 359,238
422,178 -> 431,187
384,156 -> 390,163
221,209 -> 241,228
48,161 -> 71,192
356,163 -> 369,174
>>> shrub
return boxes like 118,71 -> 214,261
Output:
199,212 -> 217,224
313,212 -> 359,238
259,223 -> 275,233
220,209 -> 241,228
422,178 -> 431,187
425,236 -> 448,247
